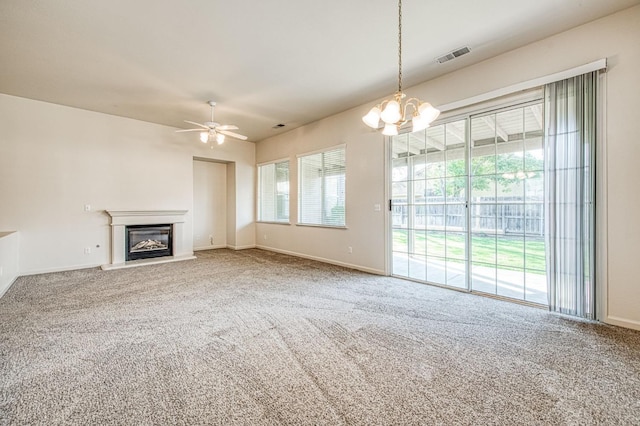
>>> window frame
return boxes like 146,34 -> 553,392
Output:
297,144 -> 347,229
256,157 -> 291,224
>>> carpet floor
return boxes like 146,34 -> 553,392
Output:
1,249 -> 639,425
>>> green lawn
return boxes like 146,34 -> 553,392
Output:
393,229 -> 546,273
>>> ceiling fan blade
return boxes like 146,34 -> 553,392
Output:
184,120 -> 209,129
218,130 -> 248,141
216,124 -> 239,131
175,128 -> 205,133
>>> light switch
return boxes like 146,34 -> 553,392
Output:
84,204 -> 91,212
374,204 -> 381,211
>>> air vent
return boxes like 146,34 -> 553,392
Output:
436,46 -> 471,64
272,123 -> 286,129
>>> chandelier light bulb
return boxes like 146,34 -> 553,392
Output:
382,123 -> 399,136
380,100 -> 402,124
360,0 -> 440,135
200,132 -> 209,143
216,133 -> 225,144
418,102 -> 441,125
412,114 -> 430,133
362,106 -> 382,129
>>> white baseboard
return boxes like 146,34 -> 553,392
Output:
101,254 -> 197,271
227,244 -> 257,250
255,245 -> 385,275
0,276 -> 19,299
22,262 -> 105,276
604,315 -> 640,331
194,244 -> 227,251
22,252 -> 197,275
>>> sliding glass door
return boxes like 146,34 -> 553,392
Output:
391,101 -> 548,305
469,103 -> 547,304
391,119 -> 468,289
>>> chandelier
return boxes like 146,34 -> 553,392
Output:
362,0 -> 440,135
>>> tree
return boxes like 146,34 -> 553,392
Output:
421,152 -> 544,199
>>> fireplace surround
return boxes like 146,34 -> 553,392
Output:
103,210 -> 195,270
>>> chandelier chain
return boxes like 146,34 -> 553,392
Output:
398,0 -> 402,94
360,0 -> 440,134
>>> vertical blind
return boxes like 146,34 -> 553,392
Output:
298,146 -> 346,226
544,71 -> 597,319
257,160 -> 290,222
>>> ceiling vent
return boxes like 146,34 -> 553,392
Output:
436,46 -> 471,64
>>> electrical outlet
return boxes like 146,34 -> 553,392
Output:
84,247 -> 91,254
209,235 -> 214,245
348,246 -> 353,254
264,234 -> 268,240
84,204 -> 91,212
0,266 -> 3,277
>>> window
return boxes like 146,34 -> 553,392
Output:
257,160 -> 290,223
298,146 -> 346,227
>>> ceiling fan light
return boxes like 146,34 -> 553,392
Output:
382,123 -> 398,136
216,133 -> 225,144
418,102 -> 441,125
380,100 -> 402,124
362,107 -> 382,129
199,132 -> 209,143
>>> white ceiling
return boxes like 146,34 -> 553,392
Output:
1,0 -> 638,142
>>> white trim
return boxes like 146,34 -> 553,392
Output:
194,244 -> 227,251
106,210 -> 188,226
226,244 -> 257,250
257,157 -> 289,167
435,89 -> 544,123
256,245 -> 385,275
101,254 -> 196,271
23,263 -> 105,275
295,223 -> 348,229
604,316 -> 640,331
596,71 -> 608,322
437,59 -> 607,113
0,276 -> 18,299
384,135 -> 391,276
296,143 -> 347,159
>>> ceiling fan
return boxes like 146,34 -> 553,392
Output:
176,101 -> 248,144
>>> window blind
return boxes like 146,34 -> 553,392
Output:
257,160 -> 289,222
298,146 -> 346,227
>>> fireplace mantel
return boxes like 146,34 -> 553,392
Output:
102,210 -> 195,270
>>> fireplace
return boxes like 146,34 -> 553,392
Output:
103,210 -> 195,270
126,224 -> 172,261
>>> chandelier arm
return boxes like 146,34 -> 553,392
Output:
361,0 -> 439,133
399,102 -> 410,124
404,98 -> 422,116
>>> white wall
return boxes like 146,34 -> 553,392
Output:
226,162 -> 238,249
0,94 -> 255,275
256,116 -> 386,274
256,5 -> 640,329
193,137 -> 255,251
193,160 -> 227,250
0,232 -> 19,296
